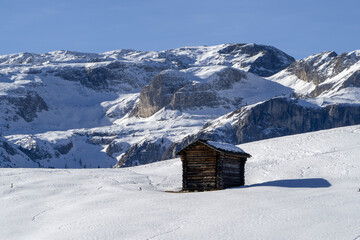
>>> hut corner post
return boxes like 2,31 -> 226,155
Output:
241,157 -> 246,186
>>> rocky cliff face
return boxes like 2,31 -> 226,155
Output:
162,98 -> 360,160
271,50 -> 360,99
286,51 -> 360,85
138,71 -> 191,117
0,136 -> 28,167
114,138 -> 172,167
54,61 -> 164,91
1,132 -> 116,168
230,98 -> 360,143
216,43 -> 295,76
0,90 -> 48,132
287,51 -> 339,85
138,66 -> 249,117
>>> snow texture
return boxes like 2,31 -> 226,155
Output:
1,125 -> 360,239
206,140 -> 248,154
1,44 -> 360,168
0,43 -> 296,168
268,51 -> 360,106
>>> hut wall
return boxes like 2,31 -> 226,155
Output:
222,154 -> 246,188
216,152 -> 224,189
181,144 -> 217,191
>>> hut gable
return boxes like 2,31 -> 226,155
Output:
177,139 -> 251,191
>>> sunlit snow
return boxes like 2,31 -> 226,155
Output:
1,125 -> 360,239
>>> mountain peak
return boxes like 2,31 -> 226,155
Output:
1,43 -> 359,168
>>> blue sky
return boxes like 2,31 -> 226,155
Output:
0,0 -> 359,59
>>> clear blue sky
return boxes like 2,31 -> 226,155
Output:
0,0 -> 359,59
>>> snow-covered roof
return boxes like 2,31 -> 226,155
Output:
177,139 -> 251,157
205,140 -> 248,154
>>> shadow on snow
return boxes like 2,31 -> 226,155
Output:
241,178 -> 331,189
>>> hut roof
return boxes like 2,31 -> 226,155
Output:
177,139 -> 251,158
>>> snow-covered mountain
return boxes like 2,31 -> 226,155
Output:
164,97 -> 360,159
0,43 -> 359,168
164,49 -> 360,159
0,43 -> 294,132
2,125 -> 360,239
269,50 -> 360,104
0,43 -> 295,168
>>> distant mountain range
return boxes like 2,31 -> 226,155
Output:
0,43 -> 359,168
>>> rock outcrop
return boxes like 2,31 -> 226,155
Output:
138,71 -> 190,117
162,97 -> 360,159
138,66 -> 256,117
0,90 -> 48,128
115,138 -> 172,167
0,137 -> 26,168
275,50 -> 360,98
216,43 -> 295,77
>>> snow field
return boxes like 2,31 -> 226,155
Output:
1,125 -> 360,240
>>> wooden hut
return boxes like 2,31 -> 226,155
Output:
177,139 -> 251,191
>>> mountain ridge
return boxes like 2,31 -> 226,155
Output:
0,43 -> 359,168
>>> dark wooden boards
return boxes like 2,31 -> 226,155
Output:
179,141 -> 249,191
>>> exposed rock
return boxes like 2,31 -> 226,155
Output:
0,136 -> 33,167
274,50 -> 360,98
54,62 -> 161,91
229,98 -> 360,143
341,70 -> 360,88
217,43 -> 295,77
15,91 -> 48,122
17,137 -> 53,161
138,71 -> 190,117
163,98 -> 360,159
170,84 -> 219,110
0,52 -> 40,65
213,67 -> 247,89
2,133 -> 117,168
88,136 -> 116,145
106,141 -> 131,156
54,141 -> 73,155
307,84 -> 334,98
105,95 -> 138,119
1,139 -> 18,156
115,138 -> 172,167
0,91 -> 48,123
55,66 -> 111,90
54,67 -> 87,83
287,51 -> 339,85
24,68 -> 42,74
84,66 -> 113,89
138,67 -> 250,117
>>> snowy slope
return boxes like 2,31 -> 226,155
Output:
1,44 -> 360,169
0,43 -> 294,134
0,43 -> 294,76
1,125 -> 360,240
268,50 -> 360,106
0,51 -> 292,168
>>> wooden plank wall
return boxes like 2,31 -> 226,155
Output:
222,154 -> 246,188
216,152 -> 224,190
182,144 -> 217,191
